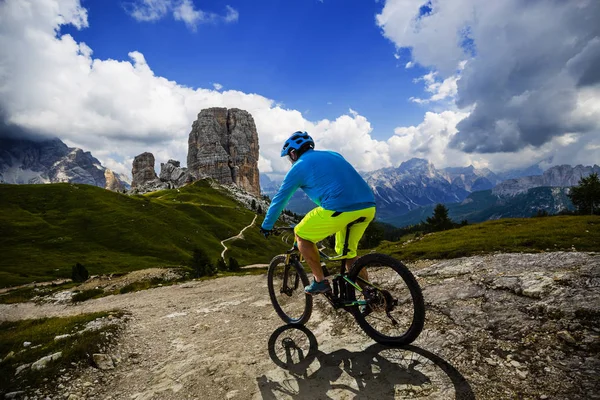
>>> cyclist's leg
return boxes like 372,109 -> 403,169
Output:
334,207 -> 376,281
333,207 -> 376,261
294,207 -> 341,283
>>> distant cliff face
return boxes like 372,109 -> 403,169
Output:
492,164 -> 600,196
187,108 -> 260,196
0,137 -> 130,190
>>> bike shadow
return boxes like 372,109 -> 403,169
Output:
257,324 -> 475,400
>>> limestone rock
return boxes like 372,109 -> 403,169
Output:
131,152 -> 159,189
92,353 -> 115,370
159,159 -> 188,186
187,108 -> 260,195
105,169 -> 125,192
31,351 -> 62,370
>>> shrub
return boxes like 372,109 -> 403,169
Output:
191,248 -> 216,277
217,257 -> 228,271
71,263 -> 89,283
228,257 -> 241,272
72,288 -> 104,302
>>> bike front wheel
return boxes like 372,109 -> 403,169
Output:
267,255 -> 313,325
348,253 -> 425,346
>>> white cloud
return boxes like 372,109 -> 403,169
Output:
410,69 -> 460,104
0,0 -> 394,178
125,0 -> 170,22
388,110 -> 600,172
377,0 -> 600,155
212,83 -> 223,91
125,0 -> 238,30
223,5 -> 239,23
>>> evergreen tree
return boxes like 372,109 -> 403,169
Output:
257,205 -> 263,214
251,199 -> 256,210
228,257 -> 241,271
426,204 -> 454,231
191,248 -> 215,277
568,173 -> 600,215
71,262 -> 89,282
217,257 -> 228,271
359,222 -> 385,249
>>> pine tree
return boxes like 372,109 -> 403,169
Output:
191,248 -> 215,277
71,262 -> 89,282
568,173 -> 600,215
228,257 -> 241,272
251,199 -> 256,210
217,257 -> 228,271
257,205 -> 263,214
359,222 -> 384,249
426,204 -> 455,231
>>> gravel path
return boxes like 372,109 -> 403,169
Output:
2,252 -> 598,399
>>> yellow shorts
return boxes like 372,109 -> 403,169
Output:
294,206 -> 376,259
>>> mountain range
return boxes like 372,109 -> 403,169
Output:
262,158 -> 599,226
0,137 -> 130,191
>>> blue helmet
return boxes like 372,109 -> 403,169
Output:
280,131 -> 315,157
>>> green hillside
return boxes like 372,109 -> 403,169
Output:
0,181 -> 289,287
378,215 -> 600,261
385,187 -> 574,227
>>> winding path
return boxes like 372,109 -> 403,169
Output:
220,214 -> 258,260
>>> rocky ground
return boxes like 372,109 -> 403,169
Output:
1,251 -> 599,400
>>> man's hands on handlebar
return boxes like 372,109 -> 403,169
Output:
260,227 -> 272,238
260,226 -> 295,238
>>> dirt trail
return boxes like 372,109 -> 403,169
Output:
2,252 -> 598,399
0,265 -> 466,400
221,214 -> 258,260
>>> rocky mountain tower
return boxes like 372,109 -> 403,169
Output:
187,108 -> 260,195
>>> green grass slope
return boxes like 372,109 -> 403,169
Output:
377,215 -> 600,261
0,181 -> 288,287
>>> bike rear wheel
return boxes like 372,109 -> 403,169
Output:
267,255 -> 313,325
348,253 -> 425,346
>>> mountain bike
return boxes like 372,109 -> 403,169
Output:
266,219 -> 425,346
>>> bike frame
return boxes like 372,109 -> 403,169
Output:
277,217 -> 373,311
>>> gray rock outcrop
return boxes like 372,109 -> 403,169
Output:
130,155 -> 196,193
187,108 -> 260,196
131,152 -> 159,190
159,159 -> 189,186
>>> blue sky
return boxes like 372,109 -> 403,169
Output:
64,0 -> 427,140
1,0 -> 598,178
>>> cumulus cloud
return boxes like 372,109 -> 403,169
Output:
378,0 -> 600,155
212,83 -> 223,91
0,0 -> 392,178
388,110 -> 600,172
124,0 -> 238,30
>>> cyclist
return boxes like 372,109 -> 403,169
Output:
260,131 -> 376,295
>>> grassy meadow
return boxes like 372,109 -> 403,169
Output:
377,215 -> 600,260
0,180 -> 289,287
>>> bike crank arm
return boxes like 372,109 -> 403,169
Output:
386,311 -> 399,326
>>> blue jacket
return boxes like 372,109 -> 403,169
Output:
261,149 -> 376,230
